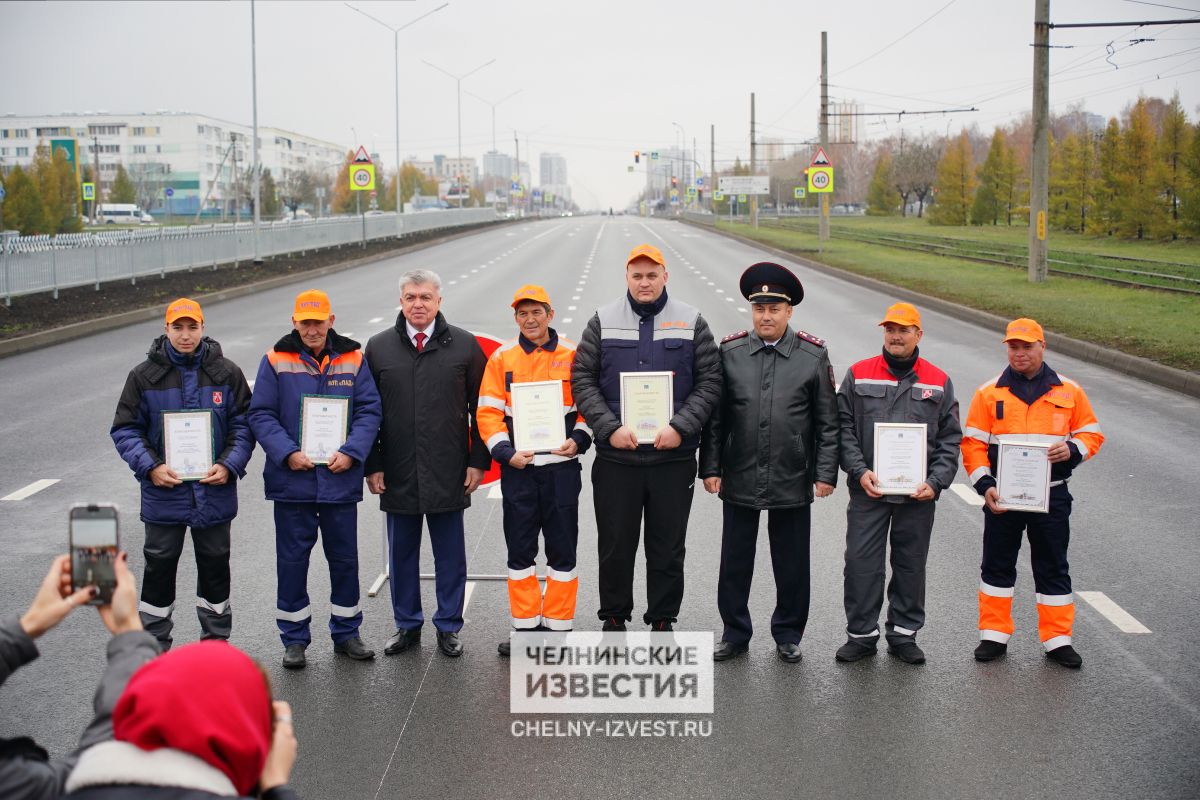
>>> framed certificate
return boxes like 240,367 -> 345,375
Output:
300,395 -> 350,465
620,371 -> 674,444
162,410 -> 214,481
872,422 -> 927,495
511,380 -> 565,453
996,441 -> 1051,513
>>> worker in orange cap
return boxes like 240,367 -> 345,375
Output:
961,318 -> 1104,668
478,285 -> 592,657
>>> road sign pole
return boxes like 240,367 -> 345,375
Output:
819,31 -> 830,243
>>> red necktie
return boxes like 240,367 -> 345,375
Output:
415,332 -> 427,353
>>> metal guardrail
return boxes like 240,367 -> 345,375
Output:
1,208 -> 500,303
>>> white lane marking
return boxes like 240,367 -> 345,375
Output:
2,479 -> 60,502
463,580 -> 477,614
449,280 -> 458,285
737,307 -> 747,313
342,332 -> 355,338
950,484 -> 984,507
488,483 -> 503,499
562,318 -> 573,323
369,317 -> 383,324
716,289 -> 724,294
568,305 -> 577,310
1077,591 -> 1152,633
572,295 -> 581,300
725,297 -> 733,302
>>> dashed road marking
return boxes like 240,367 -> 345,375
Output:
1078,591 -> 1152,633
562,317 -> 573,323
369,317 -> 383,324
2,479 -> 60,502
950,484 -> 984,507
463,580 -> 477,614
568,305 -> 577,310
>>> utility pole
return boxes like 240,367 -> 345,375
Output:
250,0 -> 262,264
1029,0 -> 1050,282
750,92 -> 757,229
819,30 -> 830,242
514,130 -> 521,217
710,124 -> 715,213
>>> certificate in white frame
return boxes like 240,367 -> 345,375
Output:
511,380 -> 565,453
872,422 -> 927,495
619,371 -> 674,445
995,441 -> 1051,513
162,410 -> 214,481
300,395 -> 351,465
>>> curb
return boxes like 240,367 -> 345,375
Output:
0,222 -> 512,360
682,219 -> 1200,399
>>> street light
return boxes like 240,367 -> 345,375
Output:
346,2 -> 449,227
422,57 -> 496,208
464,88 -> 522,154
672,121 -> 686,208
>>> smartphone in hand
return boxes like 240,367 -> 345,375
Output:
69,503 -> 120,605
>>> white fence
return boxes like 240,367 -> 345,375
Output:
1,208 -> 500,303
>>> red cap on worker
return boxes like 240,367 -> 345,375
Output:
292,289 -> 332,321
879,302 -> 921,329
1003,317 -> 1044,343
626,243 -> 665,268
165,298 -> 204,325
511,284 -> 552,308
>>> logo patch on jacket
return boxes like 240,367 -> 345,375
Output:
212,391 -> 223,405
922,389 -> 933,399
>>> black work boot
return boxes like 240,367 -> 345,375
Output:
973,640 -> 1007,662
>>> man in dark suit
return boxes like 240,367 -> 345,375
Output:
365,269 -> 490,658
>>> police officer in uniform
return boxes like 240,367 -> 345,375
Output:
700,263 -> 839,663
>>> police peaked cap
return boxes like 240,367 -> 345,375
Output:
739,262 -> 803,305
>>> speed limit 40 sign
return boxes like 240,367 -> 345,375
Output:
807,167 -> 834,193
349,164 -> 376,192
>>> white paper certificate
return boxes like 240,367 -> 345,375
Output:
162,410 -> 214,481
511,380 -> 565,453
620,371 -> 674,444
301,395 -> 350,465
873,423 -> 927,495
996,441 -> 1051,513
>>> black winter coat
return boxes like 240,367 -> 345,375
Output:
364,312 -> 490,514
699,328 -> 840,509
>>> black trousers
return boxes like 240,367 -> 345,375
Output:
592,457 -> 697,625
140,521 -> 232,646
718,503 -> 811,646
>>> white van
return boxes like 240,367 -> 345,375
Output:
96,204 -> 154,224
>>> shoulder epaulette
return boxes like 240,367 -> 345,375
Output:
796,330 -> 826,347
721,330 -> 749,344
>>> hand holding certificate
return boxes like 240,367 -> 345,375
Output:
162,410 -> 214,481
511,380 -> 565,453
300,395 -> 350,465
873,423 -> 927,495
996,441 -> 1051,513
620,372 -> 674,445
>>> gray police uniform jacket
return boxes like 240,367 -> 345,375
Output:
0,616 -> 159,800
836,353 -> 962,501
699,328 -> 839,509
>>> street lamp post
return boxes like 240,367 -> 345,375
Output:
464,88 -> 521,210
250,0 -> 261,264
422,57 -> 496,208
346,2 -> 448,229
672,121 -> 686,208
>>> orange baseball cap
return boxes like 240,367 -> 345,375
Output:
292,289 -> 332,321
879,302 -> 921,329
165,298 -> 204,325
511,284 -> 552,308
1003,317 -> 1044,343
626,243 -> 665,268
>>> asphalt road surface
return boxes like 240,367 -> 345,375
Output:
1,216 -> 1197,800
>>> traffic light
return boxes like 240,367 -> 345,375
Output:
634,151 -> 640,164
671,176 -> 678,188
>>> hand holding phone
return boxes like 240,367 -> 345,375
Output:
19,555 -> 97,639
70,503 -> 120,605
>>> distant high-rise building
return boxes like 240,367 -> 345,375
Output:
483,150 -> 514,179
829,102 -> 861,144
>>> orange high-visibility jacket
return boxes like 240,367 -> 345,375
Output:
961,364 -> 1104,490
477,332 -> 591,466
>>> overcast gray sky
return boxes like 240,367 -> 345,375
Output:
4,0 -> 1198,208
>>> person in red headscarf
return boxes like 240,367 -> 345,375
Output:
63,641 -> 298,799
